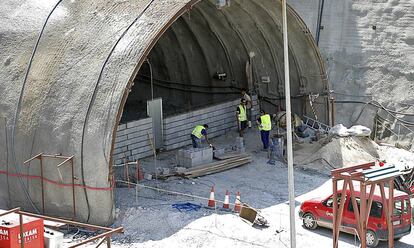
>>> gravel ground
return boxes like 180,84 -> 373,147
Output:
78,130 -> 414,248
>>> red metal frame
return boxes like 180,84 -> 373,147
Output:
24,153 -> 76,219
331,162 -> 395,248
1,209 -> 123,248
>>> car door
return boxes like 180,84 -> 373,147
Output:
314,195 -> 334,228
315,194 -> 346,228
342,197 -> 384,235
392,198 -> 411,230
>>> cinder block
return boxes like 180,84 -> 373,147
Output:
235,137 -> 244,148
117,124 -> 127,131
126,124 -> 152,135
144,173 -> 153,180
115,134 -> 128,143
126,118 -> 152,129
114,140 -> 128,149
173,167 -> 187,173
113,145 -> 128,154
116,129 -> 129,137
213,148 -> 225,157
162,168 -> 171,175
127,129 -> 152,140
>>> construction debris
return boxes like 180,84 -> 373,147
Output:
239,203 -> 269,228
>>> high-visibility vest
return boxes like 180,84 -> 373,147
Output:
192,125 -> 206,139
238,105 -> 247,121
259,114 -> 272,131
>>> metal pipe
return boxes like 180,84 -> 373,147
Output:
23,153 -> 43,164
68,227 -> 123,248
19,211 -> 113,231
281,0 -> 296,247
71,158 -> 76,219
19,212 -> 24,248
388,179 -> 394,248
106,236 -> 111,248
40,156 -> 45,214
94,237 -> 107,247
41,154 -> 74,159
315,0 -> 325,45
0,207 -> 20,217
56,156 -> 75,168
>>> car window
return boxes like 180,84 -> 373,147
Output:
403,199 -> 410,214
324,194 -> 346,208
347,197 -> 383,218
394,200 -> 403,216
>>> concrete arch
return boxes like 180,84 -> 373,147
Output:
0,0 -> 328,225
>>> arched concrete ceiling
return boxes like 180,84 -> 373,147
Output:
0,0 -> 328,225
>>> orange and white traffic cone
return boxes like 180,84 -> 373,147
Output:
233,191 -> 241,213
223,190 -> 230,210
208,186 -> 215,208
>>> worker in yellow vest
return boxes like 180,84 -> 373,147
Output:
236,99 -> 248,137
257,110 -> 272,150
191,124 -> 210,148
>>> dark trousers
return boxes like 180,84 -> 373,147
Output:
191,134 -> 202,148
260,130 -> 270,149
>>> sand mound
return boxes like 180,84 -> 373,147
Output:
294,137 -> 380,169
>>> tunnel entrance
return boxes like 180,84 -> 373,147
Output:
114,0 -> 330,166
121,0 -> 329,125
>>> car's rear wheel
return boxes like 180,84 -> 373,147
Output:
366,230 -> 379,247
302,213 -> 317,230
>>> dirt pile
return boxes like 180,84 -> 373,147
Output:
294,137 -> 380,170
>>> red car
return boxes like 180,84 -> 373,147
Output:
299,187 -> 412,247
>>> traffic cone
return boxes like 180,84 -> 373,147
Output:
233,191 -> 241,213
136,160 -> 144,182
208,186 -> 215,208
223,190 -> 230,210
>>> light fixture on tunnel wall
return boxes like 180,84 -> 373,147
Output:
213,72 -> 227,81
216,0 -> 230,9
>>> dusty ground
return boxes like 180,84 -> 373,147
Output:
78,130 -> 413,248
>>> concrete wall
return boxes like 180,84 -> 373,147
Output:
289,0 -> 414,130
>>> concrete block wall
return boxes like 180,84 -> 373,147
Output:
163,99 -> 241,150
113,96 -> 260,164
113,118 -> 153,165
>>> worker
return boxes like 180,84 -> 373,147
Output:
274,111 -> 302,130
191,124 -> 211,148
241,89 -> 252,127
236,99 -> 248,137
257,110 -> 272,150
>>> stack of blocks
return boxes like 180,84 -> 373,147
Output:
235,137 -> 245,153
177,147 -> 213,168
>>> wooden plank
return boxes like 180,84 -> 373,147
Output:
185,159 -> 251,176
183,156 -> 251,174
158,157 -> 252,179
186,159 -> 252,178
214,153 -> 245,160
